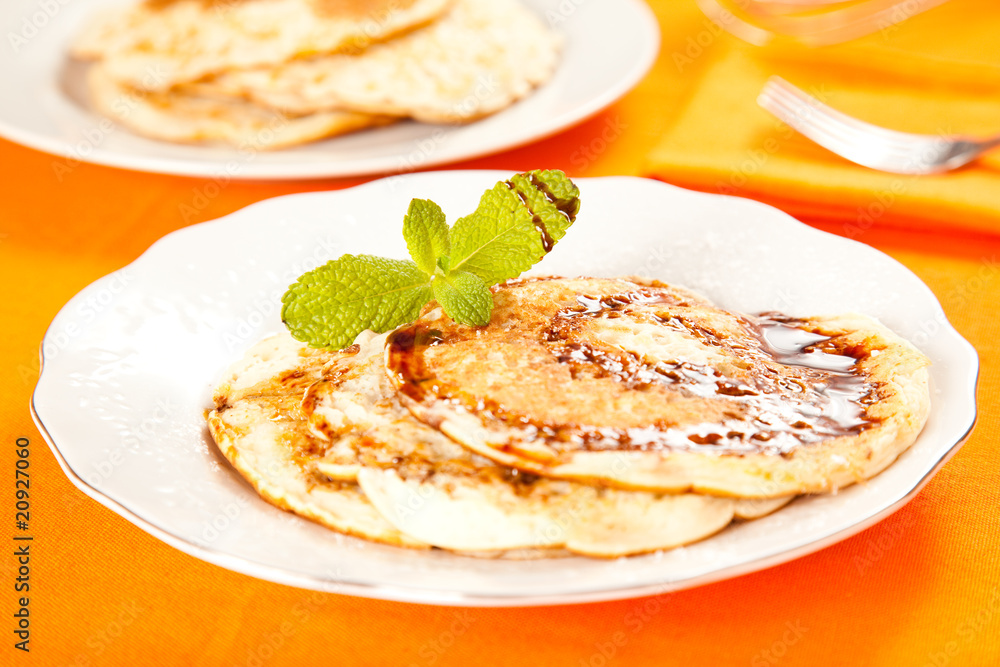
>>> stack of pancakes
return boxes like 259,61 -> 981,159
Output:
71,0 -> 560,148
207,277 -> 931,558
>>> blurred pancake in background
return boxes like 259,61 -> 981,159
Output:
195,0 -> 561,123
70,0 -> 561,147
71,0 -> 453,91
87,64 -> 396,148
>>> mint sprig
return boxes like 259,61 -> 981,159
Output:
281,169 -> 580,349
431,270 -> 492,327
280,256 -> 432,349
402,198 -> 449,275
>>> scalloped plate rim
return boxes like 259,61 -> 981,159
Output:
30,172 -> 979,606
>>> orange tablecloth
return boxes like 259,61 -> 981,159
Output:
2,2 -> 998,665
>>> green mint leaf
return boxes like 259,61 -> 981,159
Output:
402,198 -> 450,275
448,184 -> 539,285
431,271 -> 492,326
281,170 -> 580,346
508,169 -> 580,246
448,169 -> 580,286
281,254 -> 432,348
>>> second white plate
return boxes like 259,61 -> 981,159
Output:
0,0 -> 658,179
32,172 -> 978,606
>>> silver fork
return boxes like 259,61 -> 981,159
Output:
757,76 -> 1000,174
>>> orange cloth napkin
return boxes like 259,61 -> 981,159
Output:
646,0 -> 1000,238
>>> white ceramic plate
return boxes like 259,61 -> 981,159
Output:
0,0 -> 657,179
32,172 -> 978,606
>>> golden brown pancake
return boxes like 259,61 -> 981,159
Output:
207,329 -> 791,559
386,277 -> 932,498
207,334 -> 428,548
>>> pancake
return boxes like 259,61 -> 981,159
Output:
306,330 -> 788,557
208,329 -> 791,559
71,0 -> 453,91
385,277 -> 931,498
207,333 -> 428,548
199,0 -> 561,123
87,64 -> 395,148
